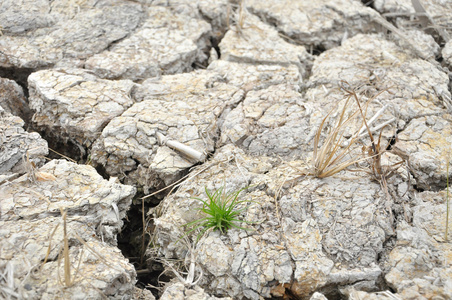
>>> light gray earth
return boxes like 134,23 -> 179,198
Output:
28,69 -> 136,150
0,0 -> 451,299
0,109 -> 48,180
0,159 -> 136,299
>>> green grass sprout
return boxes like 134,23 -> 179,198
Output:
184,186 -> 253,240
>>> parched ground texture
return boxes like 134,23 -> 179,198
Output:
1,0 -> 452,299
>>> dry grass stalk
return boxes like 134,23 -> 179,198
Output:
142,157 -> 233,201
62,209 -> 72,287
0,262 -> 20,300
340,84 -> 408,229
157,235 -> 203,287
411,0 -> 450,42
445,153 -> 450,241
40,208 -> 123,291
40,224 -> 60,273
341,84 -> 404,183
227,0 -> 248,38
309,81 -> 406,183
141,197 -> 146,266
57,208 -> 83,288
312,91 -> 370,178
371,11 -> 436,63
49,147 -> 77,163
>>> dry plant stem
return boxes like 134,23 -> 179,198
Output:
56,210 -> 82,288
141,197 -> 145,266
0,262 -> 18,299
56,209 -> 83,288
357,105 -> 389,136
359,118 -> 396,139
376,290 -> 402,300
185,249 -> 199,285
446,155 -> 450,241
73,233 -> 121,272
343,105 -> 394,147
61,208 -> 71,287
345,86 -> 384,173
40,224 -> 60,274
141,157 -> 232,200
372,12 -> 436,62
163,258 -> 202,287
344,85 -> 398,224
411,0 -> 450,42
411,0 -> 431,29
158,237 -> 202,286
273,176 -> 286,223
49,148 -> 77,163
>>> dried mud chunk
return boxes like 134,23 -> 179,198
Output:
384,188 -> 452,300
91,70 -> 239,190
207,60 -> 302,90
282,218 -> 334,299
0,78 -> 31,121
220,84 -> 311,158
308,34 -> 448,98
394,114 -> 452,190
152,145 -> 390,299
385,213 -> 452,299
0,217 -> 136,300
274,174 -> 391,268
0,110 -> 48,176
443,40 -> 452,68
28,69 -> 136,149
0,159 -> 136,243
152,145 -> 287,299
161,282 -> 232,300
0,1 -> 143,69
397,29 -> 440,59
148,0 -> 229,38
0,0 -> 52,35
85,6 -> 211,80
373,0 -> 414,13
306,34 -> 449,127
246,0 -> 378,49
219,12 -> 311,74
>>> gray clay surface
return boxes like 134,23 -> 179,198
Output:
0,0 -> 451,299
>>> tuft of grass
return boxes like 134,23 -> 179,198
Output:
312,91 -> 367,178
184,186 -> 253,240
311,82 -> 404,181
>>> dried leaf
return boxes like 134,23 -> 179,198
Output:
35,172 -> 57,181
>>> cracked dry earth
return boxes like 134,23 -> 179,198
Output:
1,0 -> 452,299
